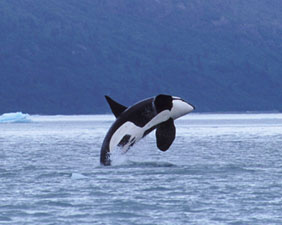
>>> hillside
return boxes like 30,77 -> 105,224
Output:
0,0 -> 282,114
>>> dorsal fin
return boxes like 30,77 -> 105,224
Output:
105,96 -> 127,118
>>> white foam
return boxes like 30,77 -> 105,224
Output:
71,173 -> 87,180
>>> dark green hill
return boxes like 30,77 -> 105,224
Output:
0,0 -> 282,114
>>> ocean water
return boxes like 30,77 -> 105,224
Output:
1,113 -> 282,225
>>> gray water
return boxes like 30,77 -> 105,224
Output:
1,113 -> 282,225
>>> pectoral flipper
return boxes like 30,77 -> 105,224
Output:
155,118 -> 176,151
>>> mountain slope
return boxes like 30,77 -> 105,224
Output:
0,0 -> 282,114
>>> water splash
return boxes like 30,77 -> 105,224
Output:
110,148 -> 128,166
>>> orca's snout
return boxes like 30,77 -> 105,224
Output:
182,99 -> 195,111
171,97 -> 195,119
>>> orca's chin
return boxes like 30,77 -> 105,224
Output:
171,99 -> 195,119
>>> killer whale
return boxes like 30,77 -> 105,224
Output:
100,94 -> 195,165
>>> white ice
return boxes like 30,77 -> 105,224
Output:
0,112 -> 31,123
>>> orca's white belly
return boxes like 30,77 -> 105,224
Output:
109,110 -> 170,152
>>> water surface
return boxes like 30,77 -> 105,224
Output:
1,113 -> 282,224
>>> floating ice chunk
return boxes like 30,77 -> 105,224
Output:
71,173 -> 87,180
0,112 -> 31,123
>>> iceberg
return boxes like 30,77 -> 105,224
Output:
0,112 -> 32,123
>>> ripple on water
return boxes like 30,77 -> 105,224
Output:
0,216 -> 12,222
2,114 -> 282,224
